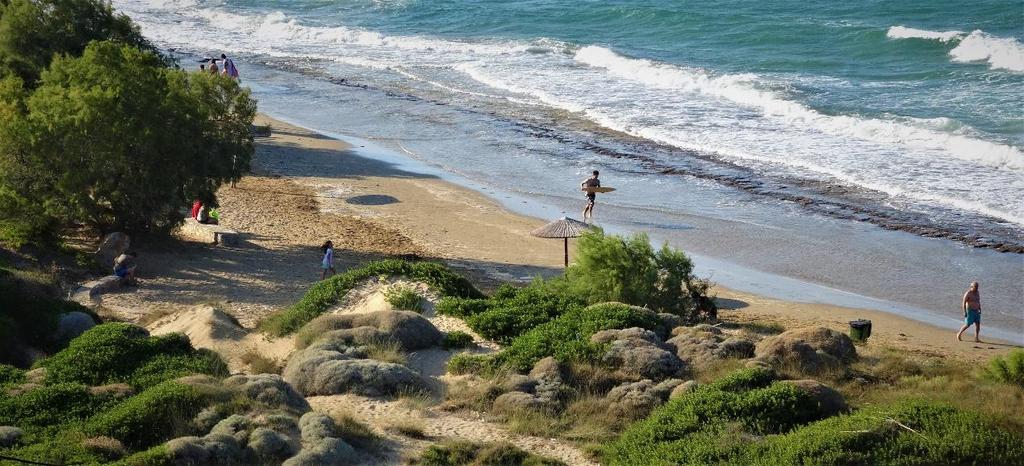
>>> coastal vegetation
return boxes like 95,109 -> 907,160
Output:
0,0 -> 255,246
260,259 -> 482,336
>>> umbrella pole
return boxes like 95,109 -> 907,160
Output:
563,237 -> 569,268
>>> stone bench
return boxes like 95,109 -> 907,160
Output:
177,218 -> 240,246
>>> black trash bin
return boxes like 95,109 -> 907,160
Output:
849,319 -> 872,343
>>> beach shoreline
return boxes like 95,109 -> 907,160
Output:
247,113 -> 1018,362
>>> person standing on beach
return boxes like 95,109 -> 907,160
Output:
956,281 -> 982,342
221,54 -> 239,79
580,170 -> 600,221
321,240 -> 336,280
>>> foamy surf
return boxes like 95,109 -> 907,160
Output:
887,26 -> 1024,72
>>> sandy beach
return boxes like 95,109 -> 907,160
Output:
95,114 -> 1017,365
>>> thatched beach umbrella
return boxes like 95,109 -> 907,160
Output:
531,217 -> 593,267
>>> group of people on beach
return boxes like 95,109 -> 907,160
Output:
198,53 -> 240,79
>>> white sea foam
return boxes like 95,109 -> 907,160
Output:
886,26 -> 1024,72
950,30 -> 1024,72
886,26 -> 963,42
573,45 -> 1024,170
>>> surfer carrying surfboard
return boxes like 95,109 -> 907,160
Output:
581,170 -> 601,221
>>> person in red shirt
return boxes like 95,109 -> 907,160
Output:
191,200 -> 202,219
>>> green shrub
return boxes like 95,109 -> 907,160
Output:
0,363 -> 24,386
447,354 -> 493,376
494,302 -> 664,372
711,367 -> 776,392
114,444 -> 173,466
985,349 -> 1024,388
749,400 -> 1024,465
0,383 -> 110,430
465,285 -> 586,344
435,297 -> 491,318
86,381 -> 208,449
261,259 -> 482,336
561,229 -> 716,321
0,431 -> 105,466
419,440 -> 566,466
385,285 -> 424,312
39,323 -> 228,389
442,331 -> 475,350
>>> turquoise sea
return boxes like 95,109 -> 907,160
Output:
113,0 -> 1023,339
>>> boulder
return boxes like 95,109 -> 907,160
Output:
666,326 -> 755,369
0,426 -> 22,448
285,343 -> 424,397
224,374 -> 310,412
782,379 -> 847,416
94,232 -> 129,269
755,327 -> 857,374
528,357 -> 569,402
304,311 -> 442,351
53,312 -> 97,346
299,413 -> 337,444
605,380 -> 668,417
166,437 -> 210,465
308,359 -> 424,397
491,391 -> 547,414
249,428 -> 296,462
283,438 -> 355,466
498,374 -> 537,394
669,380 -> 699,399
593,328 -> 685,381
210,415 -> 253,444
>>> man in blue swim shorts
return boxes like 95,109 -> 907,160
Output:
956,281 -> 982,343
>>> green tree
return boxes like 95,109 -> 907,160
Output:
0,41 -> 254,235
562,229 -> 715,321
0,0 -> 153,84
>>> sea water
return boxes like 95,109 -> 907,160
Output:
112,0 -> 1023,341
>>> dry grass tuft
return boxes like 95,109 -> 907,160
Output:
440,376 -> 503,412
330,410 -> 381,450
383,416 -> 428,439
366,339 -> 408,366
398,388 -> 437,411
81,436 -> 126,460
239,348 -> 283,374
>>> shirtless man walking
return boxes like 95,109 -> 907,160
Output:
956,281 -> 982,342
580,170 -> 600,222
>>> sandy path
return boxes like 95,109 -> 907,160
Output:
309,394 -> 598,466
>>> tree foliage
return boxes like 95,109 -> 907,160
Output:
0,41 -> 255,234
561,229 -> 716,321
0,0 -> 153,84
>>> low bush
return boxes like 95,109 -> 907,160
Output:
985,349 -> 1024,388
604,366 -> 1024,466
465,285 -> 586,344
385,285 -> 424,312
86,381 -> 208,449
418,439 -> 566,466
39,323 -> 228,389
749,400 -> 1024,465
239,348 -> 282,374
0,383 -> 111,430
435,297 -> 490,318
446,354 -> 492,376
493,302 -> 664,372
261,259 -> 482,336
442,331 -> 474,350
0,363 -> 24,387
